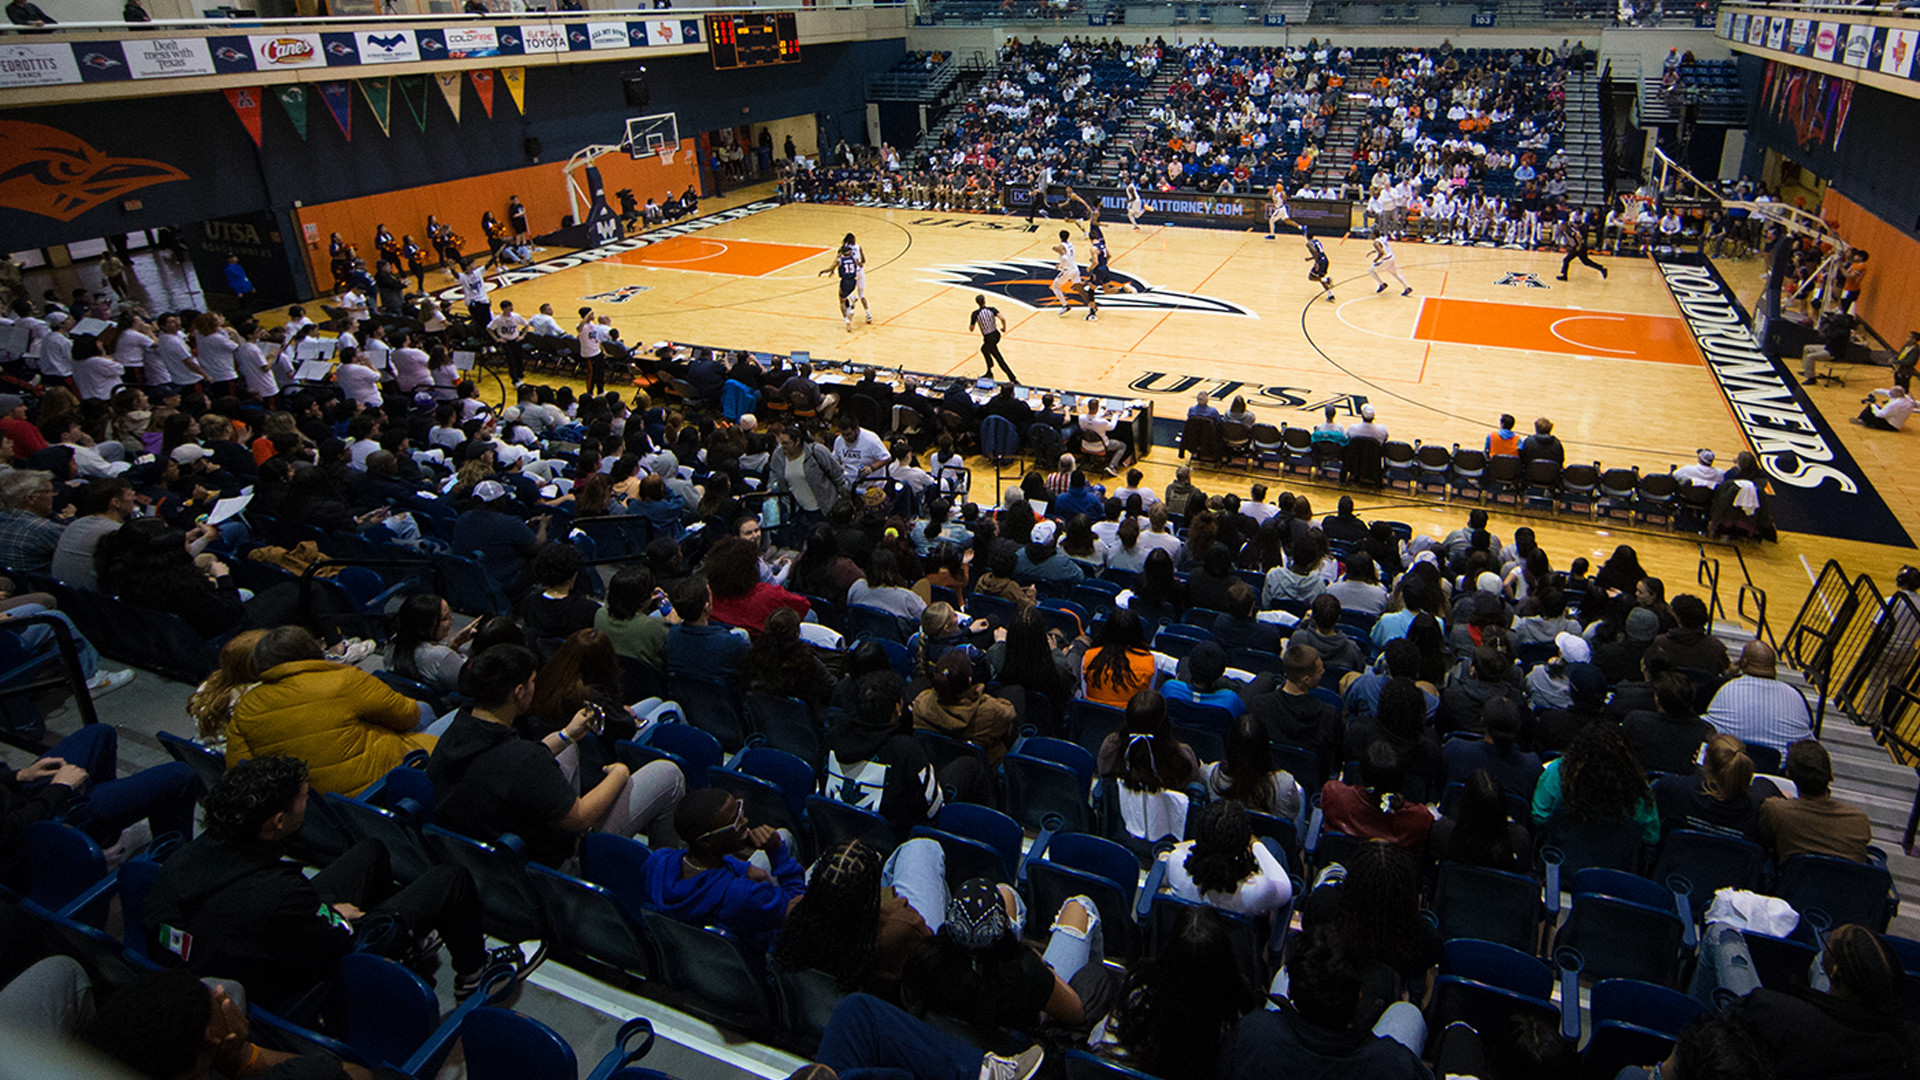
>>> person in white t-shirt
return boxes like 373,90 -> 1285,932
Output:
390,333 -> 432,393
334,349 -> 383,409
337,287 -> 369,331
1856,385 -> 1914,431
1050,229 -> 1084,314
71,335 -> 124,402
237,322 -> 278,400
453,260 -> 491,328
283,305 -> 314,340
832,414 -> 891,486
489,300 -> 529,384
526,302 -> 566,337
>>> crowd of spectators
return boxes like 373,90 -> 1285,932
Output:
0,326 -> 1906,1076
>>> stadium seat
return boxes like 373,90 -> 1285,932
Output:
527,861 -> 652,980
1552,869 -> 1688,985
1771,853 -> 1895,933
804,794 -> 897,859
640,911 -> 774,1030
424,825 -> 545,943
1433,863 -> 1544,953
1649,830 -> 1765,923
459,1007 -> 577,1080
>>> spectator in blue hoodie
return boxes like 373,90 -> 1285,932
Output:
640,787 -> 805,949
1051,469 -> 1107,520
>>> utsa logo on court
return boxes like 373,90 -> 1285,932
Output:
919,260 -> 1258,318
583,285 -> 653,304
1495,271 -> 1551,289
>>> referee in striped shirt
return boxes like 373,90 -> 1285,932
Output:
972,295 -> 1016,383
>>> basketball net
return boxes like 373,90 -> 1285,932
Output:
659,148 -> 676,166
1650,147 -> 1853,321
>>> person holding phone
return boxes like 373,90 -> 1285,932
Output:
426,644 -> 686,865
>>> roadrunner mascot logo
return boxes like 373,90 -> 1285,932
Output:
0,120 -> 187,222
919,259 -> 1259,317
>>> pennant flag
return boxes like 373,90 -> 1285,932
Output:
469,68 -> 495,119
273,84 -> 309,141
359,77 -> 393,137
398,74 -> 429,132
500,66 -> 525,114
434,71 -> 462,122
319,81 -> 352,140
225,86 -> 264,148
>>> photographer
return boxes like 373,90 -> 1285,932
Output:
1854,385 -> 1913,432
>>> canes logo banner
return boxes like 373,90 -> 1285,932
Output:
0,120 -> 188,222
918,259 -> 1259,317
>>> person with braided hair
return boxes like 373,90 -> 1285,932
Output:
774,839 -> 932,999
1529,716 -> 1660,844
1703,923 -> 1917,1077
1161,801 -> 1294,920
1299,840 -> 1442,1022
901,877 -> 1105,1032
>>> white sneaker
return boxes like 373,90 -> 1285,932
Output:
979,1046 -> 1044,1080
1057,306 -> 1072,316
864,312 -> 873,324
88,668 -> 135,697
1084,310 -> 1098,321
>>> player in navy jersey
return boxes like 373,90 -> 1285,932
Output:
1304,229 -> 1335,303
818,241 -> 863,331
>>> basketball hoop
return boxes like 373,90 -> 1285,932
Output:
659,148 -> 676,166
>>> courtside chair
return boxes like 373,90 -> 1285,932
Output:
1523,458 -> 1562,510
1449,446 -> 1488,501
1413,441 -> 1452,497
1559,463 -> 1602,517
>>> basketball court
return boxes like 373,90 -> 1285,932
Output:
602,234 -> 830,277
442,184 -> 1917,607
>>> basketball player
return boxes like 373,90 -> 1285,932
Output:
1369,235 -> 1413,296
972,294 -> 1016,382
841,233 -> 873,324
1305,229 -> 1335,303
1125,178 -> 1146,231
817,242 -> 862,331
1083,217 -> 1109,322
1063,187 -> 1094,234
1051,229 -> 1083,315
1557,217 -> 1609,281
1265,181 -> 1297,240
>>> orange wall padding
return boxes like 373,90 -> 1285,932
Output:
1822,190 -> 1920,345
292,139 -> 698,296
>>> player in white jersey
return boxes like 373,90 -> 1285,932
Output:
1125,179 -> 1146,231
1369,236 -> 1413,296
840,232 -> 872,324
1051,229 -> 1083,315
1265,182 -> 1296,239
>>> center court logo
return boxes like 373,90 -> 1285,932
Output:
584,285 -> 653,304
919,259 -> 1258,318
1494,271 -> 1550,289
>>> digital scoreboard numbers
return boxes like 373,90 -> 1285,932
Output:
704,12 -> 800,70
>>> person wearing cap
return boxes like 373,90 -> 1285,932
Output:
1523,631 -> 1590,711
1345,402 -> 1388,443
0,394 -> 44,458
35,310 -> 73,388
1013,519 -> 1085,587
1673,448 -> 1725,488
1703,641 -> 1814,758
902,874 -> 1103,1031
452,478 -> 549,594
1593,606 -> 1660,686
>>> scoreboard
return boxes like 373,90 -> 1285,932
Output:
704,12 -> 800,70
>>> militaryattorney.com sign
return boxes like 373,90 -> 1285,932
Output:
1007,185 -> 1353,235
1656,255 -> 1911,547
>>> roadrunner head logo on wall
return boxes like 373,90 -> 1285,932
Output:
920,259 -> 1258,317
